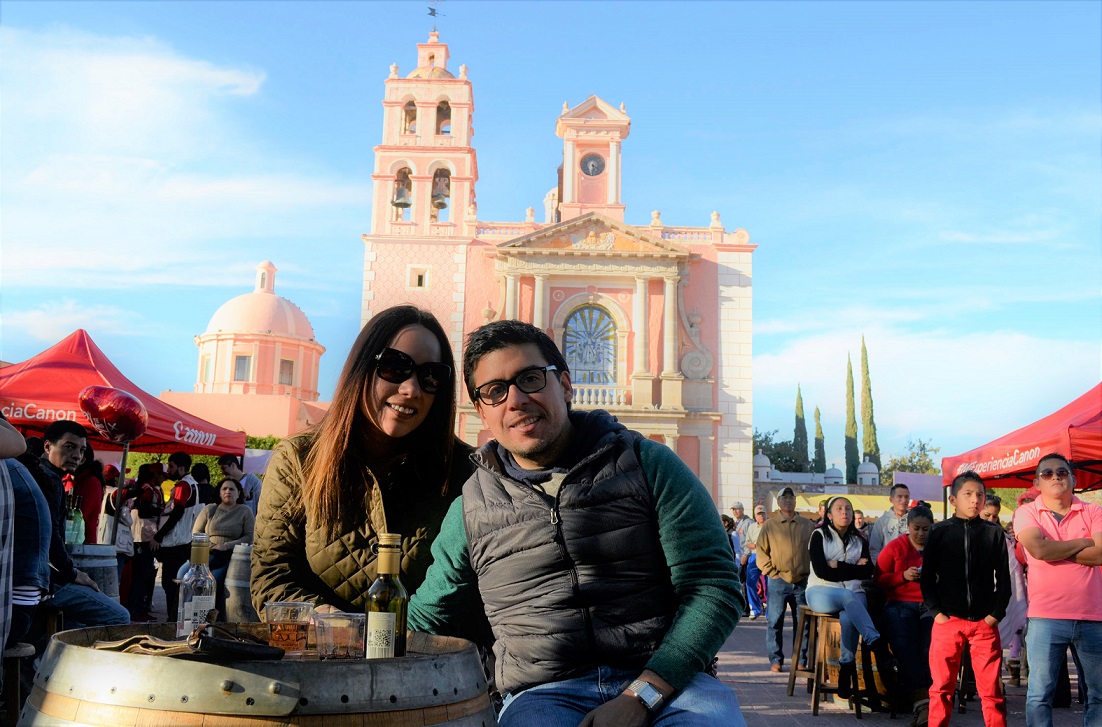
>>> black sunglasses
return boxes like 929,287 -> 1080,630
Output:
374,348 -> 451,394
1039,467 -> 1071,481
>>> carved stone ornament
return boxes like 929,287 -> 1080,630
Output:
389,63 -> 399,78
681,348 -> 713,380
459,64 -> 468,79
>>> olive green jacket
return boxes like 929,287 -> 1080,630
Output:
251,432 -> 473,615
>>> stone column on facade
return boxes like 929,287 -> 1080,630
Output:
563,140 -> 576,203
664,434 -> 679,456
608,140 -> 621,204
631,276 -> 654,408
504,273 -> 518,320
699,436 -> 716,501
533,274 -> 549,330
660,275 -> 683,409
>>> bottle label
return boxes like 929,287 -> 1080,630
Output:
178,595 -> 216,638
366,612 -> 397,658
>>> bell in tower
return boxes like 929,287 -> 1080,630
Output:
392,167 -> 412,208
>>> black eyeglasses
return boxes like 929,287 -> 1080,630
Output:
472,366 -> 559,406
1039,467 -> 1071,481
374,348 -> 451,394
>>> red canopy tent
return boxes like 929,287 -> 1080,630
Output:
941,382 -> 1102,491
0,329 -> 246,456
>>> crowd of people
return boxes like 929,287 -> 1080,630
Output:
733,461 -> 1099,727
0,304 -> 1095,727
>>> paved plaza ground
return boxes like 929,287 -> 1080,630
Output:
143,565 -> 1086,726
716,615 -> 1086,726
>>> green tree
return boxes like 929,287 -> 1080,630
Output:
881,438 -> 941,483
813,406 -> 826,473
860,336 -> 881,469
845,355 -> 859,484
793,385 -> 809,472
753,429 -> 804,474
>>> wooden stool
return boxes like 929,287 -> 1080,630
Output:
787,605 -> 820,696
3,642 -> 36,721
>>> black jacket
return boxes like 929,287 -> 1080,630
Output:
921,516 -> 1010,621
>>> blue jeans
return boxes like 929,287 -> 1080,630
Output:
805,586 -> 880,664
498,666 -> 745,727
745,555 -> 763,617
882,600 -> 932,695
765,576 -> 808,667
1025,618 -> 1102,727
49,580 -> 130,629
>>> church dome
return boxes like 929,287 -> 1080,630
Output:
857,456 -> 879,474
204,262 -> 317,341
825,464 -> 843,479
753,450 -> 771,468
407,65 -> 454,79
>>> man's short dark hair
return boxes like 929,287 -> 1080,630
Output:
889,483 -> 910,497
217,454 -> 242,468
167,451 -> 192,472
950,470 -> 985,497
43,421 -> 87,443
463,320 -> 570,401
1036,452 -> 1073,476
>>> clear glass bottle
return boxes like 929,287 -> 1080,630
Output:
365,532 -> 408,658
176,533 -> 217,638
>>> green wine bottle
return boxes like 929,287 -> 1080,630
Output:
365,532 -> 408,658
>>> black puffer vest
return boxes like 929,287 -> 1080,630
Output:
463,410 -> 677,694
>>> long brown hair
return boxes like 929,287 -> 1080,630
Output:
302,306 -> 457,523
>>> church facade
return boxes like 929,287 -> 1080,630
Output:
362,33 -> 756,506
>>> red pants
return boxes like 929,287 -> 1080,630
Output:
928,616 -> 1006,727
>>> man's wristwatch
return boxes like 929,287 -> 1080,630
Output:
623,679 -> 665,712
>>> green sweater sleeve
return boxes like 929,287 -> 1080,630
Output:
406,496 -> 492,646
637,438 -> 744,690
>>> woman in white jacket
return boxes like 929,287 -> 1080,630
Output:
806,496 -> 883,698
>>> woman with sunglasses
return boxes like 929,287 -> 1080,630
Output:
251,306 -> 474,616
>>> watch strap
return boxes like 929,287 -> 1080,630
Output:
624,679 -> 665,712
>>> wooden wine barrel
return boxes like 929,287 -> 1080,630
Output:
66,544 -> 119,603
224,544 -> 258,623
19,625 -> 496,726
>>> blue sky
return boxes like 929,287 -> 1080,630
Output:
2,1 -> 1099,468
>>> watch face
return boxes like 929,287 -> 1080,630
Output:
580,153 -> 605,177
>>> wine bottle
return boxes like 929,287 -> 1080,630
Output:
176,533 -> 217,638
365,532 -> 408,658
64,492 -> 77,544
74,495 -> 86,544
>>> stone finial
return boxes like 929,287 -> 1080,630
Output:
710,210 -> 722,228
466,202 -> 478,222
619,102 -> 626,112
482,305 -> 496,324
459,64 -> 468,79
389,63 -> 399,78
525,206 -> 535,223
650,210 -> 662,226
562,101 -> 570,114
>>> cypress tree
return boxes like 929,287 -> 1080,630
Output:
860,336 -> 882,470
793,385 -> 809,472
813,406 -> 826,473
845,355 -> 859,483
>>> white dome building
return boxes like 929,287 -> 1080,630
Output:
194,262 -> 324,399
824,464 -> 844,485
857,455 -> 880,486
160,262 -> 329,438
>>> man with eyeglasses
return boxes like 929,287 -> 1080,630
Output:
1014,454 -> 1102,726
408,320 -> 746,727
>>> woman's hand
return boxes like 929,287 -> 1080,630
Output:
857,558 -> 869,566
934,613 -> 950,624
903,567 -> 921,581
827,559 -> 838,568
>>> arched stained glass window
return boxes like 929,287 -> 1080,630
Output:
563,305 -> 616,386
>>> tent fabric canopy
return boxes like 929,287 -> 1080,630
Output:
0,329 -> 246,456
941,382 -> 1102,491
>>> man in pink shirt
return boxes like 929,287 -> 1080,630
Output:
1013,453 -> 1102,727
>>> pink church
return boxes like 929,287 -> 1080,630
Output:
362,33 -> 757,506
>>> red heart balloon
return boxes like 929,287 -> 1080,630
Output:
78,386 -> 148,443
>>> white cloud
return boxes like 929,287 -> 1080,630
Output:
1,299 -> 154,342
753,325 -> 1102,464
0,26 -> 369,291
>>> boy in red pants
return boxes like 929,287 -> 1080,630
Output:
921,471 -> 1011,726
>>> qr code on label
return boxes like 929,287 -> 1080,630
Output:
368,630 -> 393,649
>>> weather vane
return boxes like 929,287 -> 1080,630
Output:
427,0 -> 446,31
